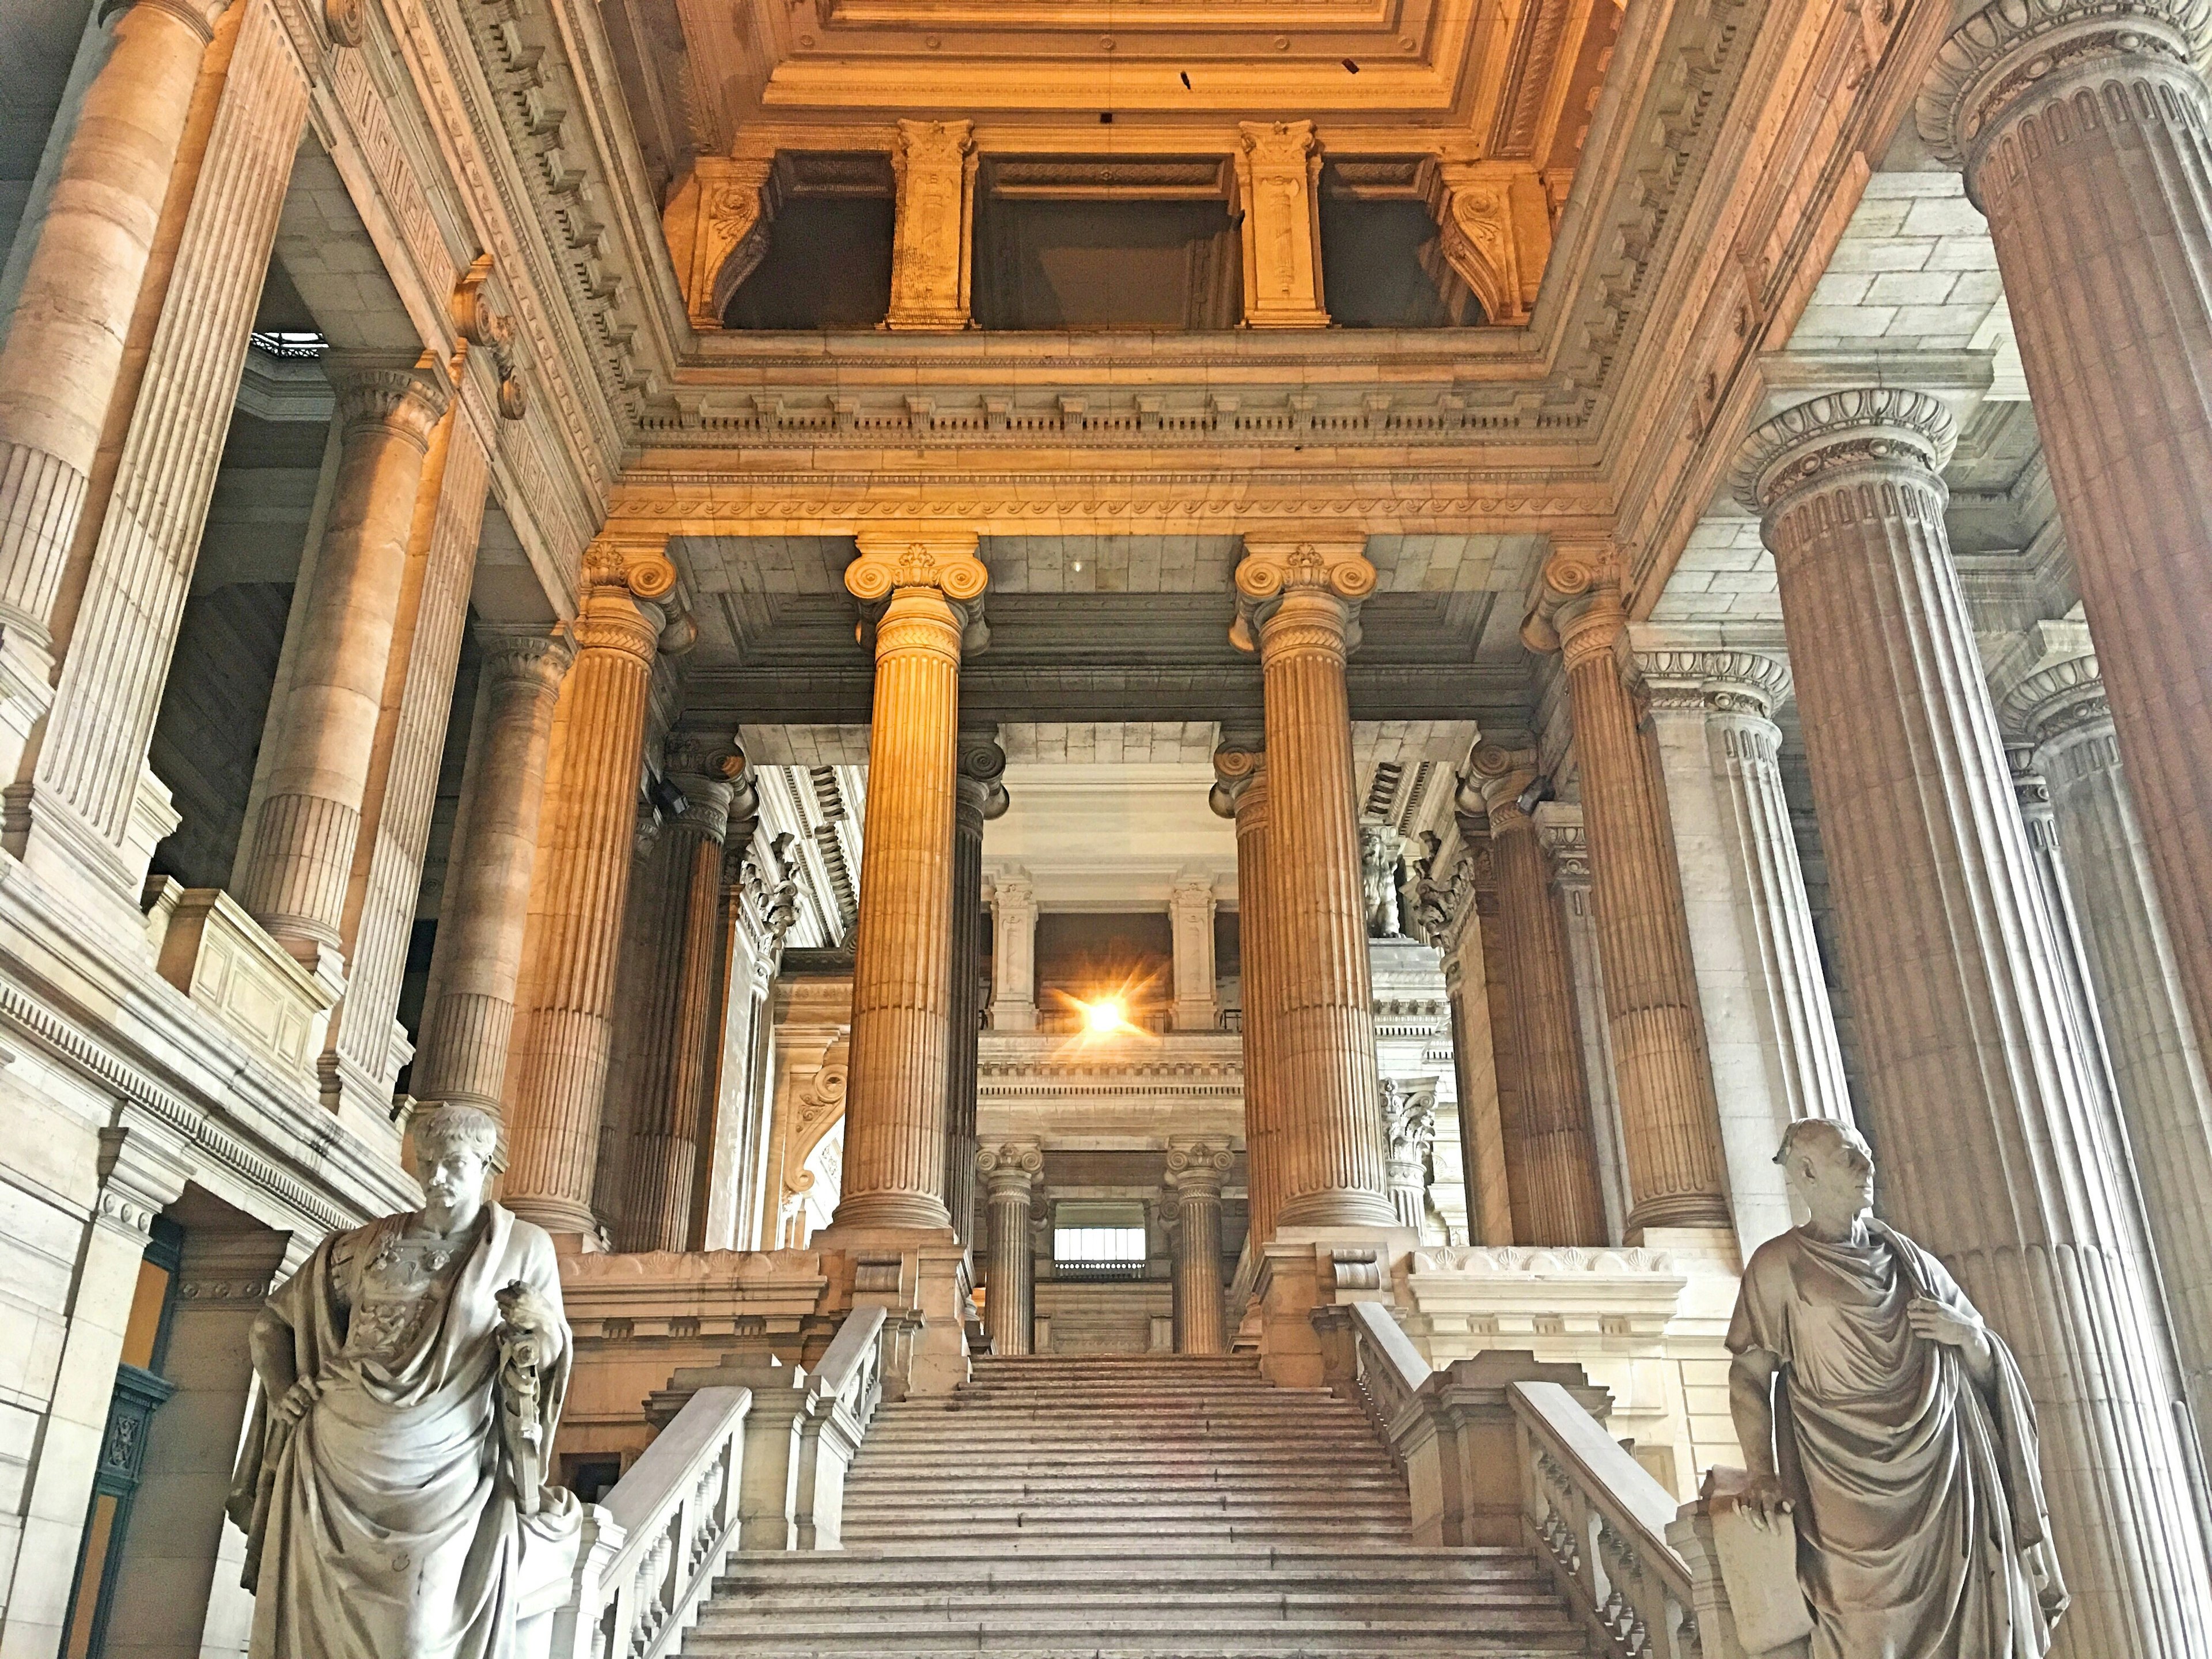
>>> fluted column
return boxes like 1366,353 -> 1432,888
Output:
1634,637 -> 1855,1248
1232,537 -> 1392,1230
1377,1088 -> 1435,1234
1524,554 -> 1731,1237
1738,389 -> 2212,1656
1213,742 -> 1282,1248
988,868 -> 1037,1030
623,746 -> 738,1253
830,532 -> 986,1234
1468,747 -> 1607,1245
234,357 -> 449,975
502,547 -> 675,1237
0,0 -> 229,699
1167,1139 -> 1233,1353
1535,810 -> 1633,1245
1921,0 -> 2212,1107
20,0 -> 308,900
2000,629 -> 2212,1482
412,624 -> 574,1115
946,729 -> 1006,1252
976,1141 -> 1041,1355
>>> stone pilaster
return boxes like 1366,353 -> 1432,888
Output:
976,1141 -> 1041,1355
1998,626 -> 2212,1487
1921,0 -> 2212,1152
1524,552 -> 1732,1239
1632,632 -> 1855,1249
0,0 -> 230,711
1234,120 -> 1330,327
411,624 -> 574,1118
988,867 -> 1038,1030
1468,747 -> 1607,1247
1213,742 -> 1281,1248
1534,808 -> 1632,1245
947,729 -> 1007,1252
828,531 -> 987,1234
1169,872 -> 1221,1031
1166,1139 -> 1234,1354
323,399 -> 491,1128
502,546 -> 675,1238
13,0 -> 306,903
1377,1086 -> 1435,1236
885,119 -> 976,331
1233,535 -> 1392,1229
233,357 -> 450,978
623,744 -> 739,1253
1738,388 -> 2212,1654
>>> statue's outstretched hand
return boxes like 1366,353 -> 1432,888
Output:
1738,1473 -> 1793,1533
1908,1296 -> 1984,1350
271,1376 -> 320,1426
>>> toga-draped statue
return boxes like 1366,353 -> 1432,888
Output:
228,1104 -> 582,1659
1728,1120 -> 2069,1659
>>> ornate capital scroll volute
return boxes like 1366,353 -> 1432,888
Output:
664,157 -> 777,333
846,529 -> 990,653
579,536 -> 683,660
1519,535 -> 1628,672
452,254 -> 527,420
1230,535 -> 1377,658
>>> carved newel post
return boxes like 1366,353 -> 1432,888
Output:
976,1142 -> 1041,1356
230,1105 -> 577,1659
1727,1122 -> 2066,1658
1166,1139 -> 1234,1354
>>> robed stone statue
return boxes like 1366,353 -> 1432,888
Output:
228,1104 -> 582,1659
1728,1119 -> 2069,1659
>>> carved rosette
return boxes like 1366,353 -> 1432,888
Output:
1917,0 -> 2211,188
1733,388 -> 1958,517
1230,537 -> 1376,659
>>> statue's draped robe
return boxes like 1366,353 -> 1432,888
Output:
228,1203 -> 579,1659
1729,1222 -> 2068,1659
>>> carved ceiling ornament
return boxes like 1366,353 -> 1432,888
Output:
1429,164 -> 1551,326
666,157 -> 776,332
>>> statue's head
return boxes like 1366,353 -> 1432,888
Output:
413,1104 -> 499,1223
1775,1119 -> 1876,1229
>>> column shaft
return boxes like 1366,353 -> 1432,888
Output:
1216,749 -> 1281,1247
1740,389 -> 2212,1657
20,0 -> 305,894
233,359 -> 448,968
831,535 -> 984,1233
945,733 -> 1003,1252
411,625 -> 573,1115
1923,0 -> 2212,1114
1168,1141 -> 1233,1354
502,563 -> 667,1236
1481,790 -> 1607,1245
0,0 -> 226,664
1238,541 -> 1392,1229
978,1144 -> 1040,1355
1539,815 -> 1634,1245
1531,567 -> 1731,1235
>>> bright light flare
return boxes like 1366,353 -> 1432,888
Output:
1081,997 -> 1128,1035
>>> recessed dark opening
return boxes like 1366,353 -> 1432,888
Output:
974,191 -> 1240,329
1318,165 -> 1482,328
725,196 -> 896,329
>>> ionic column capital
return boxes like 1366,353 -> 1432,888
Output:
976,1140 -> 1043,1200
103,0 -> 232,41
324,354 -> 450,452
848,530 -> 988,654
1992,620 -> 2113,750
1532,802 -> 1592,890
1468,743 -> 1541,833
1230,536 -> 1375,658
1166,1138 -> 1234,1198
663,737 -> 745,844
1520,539 -> 1627,665
1209,740 -> 1269,821
1918,0 -> 2210,183
474,622 -> 575,693
957,726 -> 1010,834
1733,389 -> 1958,517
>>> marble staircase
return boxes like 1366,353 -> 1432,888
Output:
688,1353 -> 1593,1657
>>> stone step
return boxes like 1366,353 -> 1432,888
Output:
838,1522 -> 1424,1548
846,1476 -> 1410,1500
715,1585 -> 1565,1618
688,1613 -> 1586,1648
719,1546 -> 1544,1583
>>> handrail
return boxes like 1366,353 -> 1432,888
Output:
1511,1379 -> 1702,1659
550,1385 -> 750,1659
808,1302 -> 886,1437
1342,1299 -> 1429,1454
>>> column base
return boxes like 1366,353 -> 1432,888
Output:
1276,1190 -> 1400,1230
826,1191 -> 954,1232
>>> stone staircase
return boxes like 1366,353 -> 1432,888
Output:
689,1352 -> 1592,1657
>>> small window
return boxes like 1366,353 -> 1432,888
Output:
1053,1201 -> 1147,1279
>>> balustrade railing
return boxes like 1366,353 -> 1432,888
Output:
546,1385 -> 749,1659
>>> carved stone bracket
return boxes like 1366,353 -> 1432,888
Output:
1430,162 -> 1554,325
452,253 -> 528,419
665,157 -> 777,332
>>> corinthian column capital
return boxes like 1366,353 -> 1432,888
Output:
1733,388 -> 1957,514
324,354 -> 450,452
1230,536 -> 1374,657
1918,0 -> 2210,184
